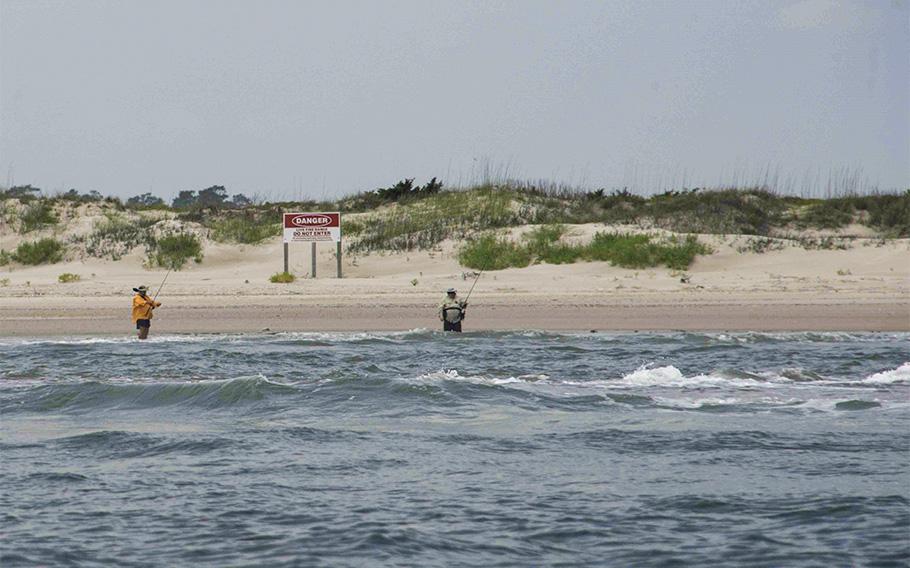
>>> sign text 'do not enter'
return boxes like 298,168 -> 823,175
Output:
283,212 -> 341,243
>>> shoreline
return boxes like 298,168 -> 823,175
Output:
2,295 -> 907,336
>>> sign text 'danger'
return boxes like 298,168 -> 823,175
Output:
283,212 -> 341,243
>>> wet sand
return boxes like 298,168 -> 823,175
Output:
1,295 -> 906,336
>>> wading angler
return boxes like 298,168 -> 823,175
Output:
131,285 -> 162,340
438,288 -> 467,332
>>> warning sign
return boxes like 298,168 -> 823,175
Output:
283,212 -> 341,243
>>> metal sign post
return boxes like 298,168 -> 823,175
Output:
282,212 -> 342,278
336,241 -> 342,278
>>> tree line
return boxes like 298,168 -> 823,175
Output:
0,184 -> 254,210
0,178 -> 445,211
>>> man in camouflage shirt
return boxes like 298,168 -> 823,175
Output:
438,288 -> 467,332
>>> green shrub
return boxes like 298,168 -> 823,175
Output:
0,249 -> 10,266
12,238 -> 65,265
19,201 -> 58,233
656,235 -> 712,270
523,224 -> 566,256
58,273 -> 81,283
341,178 -> 444,210
585,233 -> 709,270
586,233 -> 656,267
539,243 -> 584,264
151,233 -> 203,270
269,271 -> 295,283
458,234 -> 531,270
520,224 -> 586,264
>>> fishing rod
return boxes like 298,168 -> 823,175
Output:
152,268 -> 171,301
142,268 -> 171,319
463,263 -> 485,304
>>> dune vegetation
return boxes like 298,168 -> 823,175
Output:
11,238 -> 65,265
150,233 -> 204,270
458,227 -> 710,271
0,179 -> 907,272
269,272 -> 296,284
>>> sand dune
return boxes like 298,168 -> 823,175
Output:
1,224 -> 907,335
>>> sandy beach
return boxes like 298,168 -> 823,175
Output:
1,294 -> 906,336
1,229 -> 907,335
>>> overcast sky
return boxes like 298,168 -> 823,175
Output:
1,0 -> 907,200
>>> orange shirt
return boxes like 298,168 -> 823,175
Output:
131,294 -> 160,322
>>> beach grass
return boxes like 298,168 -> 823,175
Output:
81,215 -> 157,260
19,201 -> 58,234
348,186 -> 521,253
206,209 -> 282,244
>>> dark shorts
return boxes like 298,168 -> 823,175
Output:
443,320 -> 462,332
136,319 -> 151,329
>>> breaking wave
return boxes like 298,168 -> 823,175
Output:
864,363 -> 910,384
1,375 -> 295,413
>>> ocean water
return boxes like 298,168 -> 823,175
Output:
1,331 -> 908,567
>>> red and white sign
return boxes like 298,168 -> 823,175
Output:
283,212 -> 341,243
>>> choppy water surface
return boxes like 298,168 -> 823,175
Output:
1,331 -> 908,567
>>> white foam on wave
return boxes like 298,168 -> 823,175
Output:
274,328 -> 433,342
620,365 -> 685,385
864,363 -> 910,384
406,369 -> 549,387
650,396 -> 744,409
612,365 -> 772,389
409,365 -> 779,392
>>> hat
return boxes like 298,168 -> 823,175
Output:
447,288 -> 456,294
133,285 -> 149,293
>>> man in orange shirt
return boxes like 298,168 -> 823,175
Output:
131,285 -> 162,340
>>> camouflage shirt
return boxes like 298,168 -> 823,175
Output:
438,296 -> 467,323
